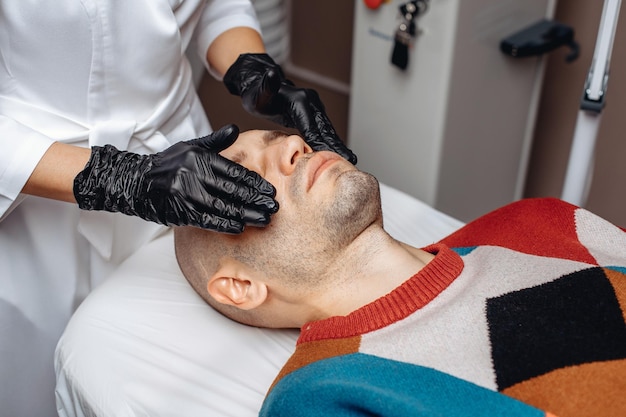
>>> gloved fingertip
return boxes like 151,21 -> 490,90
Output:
202,124 -> 240,151
260,181 -> 277,197
242,208 -> 274,227
267,199 -> 279,213
348,151 -> 358,165
218,124 -> 239,139
263,69 -> 282,94
253,194 -> 279,214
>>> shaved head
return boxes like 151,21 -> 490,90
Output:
174,129 -> 382,327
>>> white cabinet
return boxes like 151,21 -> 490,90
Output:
348,0 -> 556,221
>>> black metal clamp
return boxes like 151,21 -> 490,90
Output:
500,19 -> 580,62
391,0 -> 430,70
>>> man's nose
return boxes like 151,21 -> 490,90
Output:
279,135 -> 311,175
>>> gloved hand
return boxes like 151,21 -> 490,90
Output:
73,124 -> 278,234
223,53 -> 357,165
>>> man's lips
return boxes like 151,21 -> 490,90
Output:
306,152 -> 344,190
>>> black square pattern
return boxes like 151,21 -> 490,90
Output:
486,267 -> 626,390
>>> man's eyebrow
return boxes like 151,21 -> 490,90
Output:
230,150 -> 247,164
230,131 -> 289,164
263,130 -> 290,144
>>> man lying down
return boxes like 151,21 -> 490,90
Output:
174,125 -> 626,417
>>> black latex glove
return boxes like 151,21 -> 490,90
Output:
223,53 -> 357,165
73,124 -> 278,234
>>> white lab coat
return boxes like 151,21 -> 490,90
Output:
0,1 -> 260,416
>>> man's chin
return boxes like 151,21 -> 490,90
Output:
324,171 -> 380,237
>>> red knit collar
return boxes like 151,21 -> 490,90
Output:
297,244 -> 463,344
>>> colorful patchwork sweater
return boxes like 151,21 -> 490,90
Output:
260,198 -> 626,417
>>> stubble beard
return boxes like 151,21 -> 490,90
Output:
288,160 -> 381,245
262,162 -> 381,288
322,169 -> 381,246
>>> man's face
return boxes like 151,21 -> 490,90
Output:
221,130 -> 358,218
218,130 -> 381,284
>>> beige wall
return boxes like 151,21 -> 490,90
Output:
201,1 -> 626,226
200,0 -> 353,141
525,1 -> 626,226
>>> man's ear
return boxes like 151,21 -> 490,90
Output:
207,270 -> 268,311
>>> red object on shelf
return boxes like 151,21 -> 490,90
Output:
363,0 -> 385,10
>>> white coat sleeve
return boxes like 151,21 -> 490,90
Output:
194,0 -> 262,79
0,116 -> 54,220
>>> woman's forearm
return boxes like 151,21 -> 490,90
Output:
22,142 -> 91,203
206,26 -> 266,76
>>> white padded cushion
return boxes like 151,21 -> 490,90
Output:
55,183 -> 464,417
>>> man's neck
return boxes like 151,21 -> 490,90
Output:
303,225 -> 435,322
